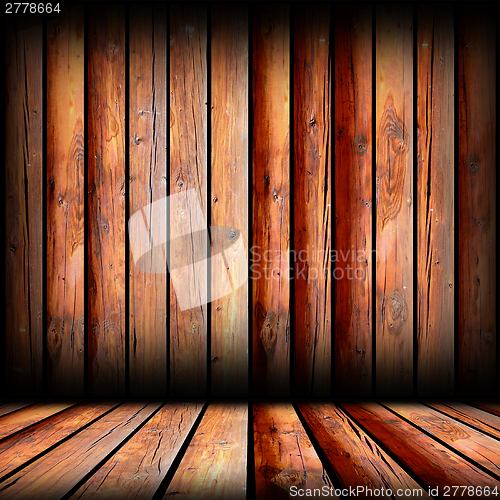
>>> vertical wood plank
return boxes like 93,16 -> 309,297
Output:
334,3 -> 373,397
87,5 -> 127,396
252,3 -> 290,397
129,4 -> 168,397
416,5 -> 454,397
210,4 -> 249,397
375,4 -> 414,396
169,4 -> 208,397
458,6 -> 496,396
46,4 -> 85,397
5,19 -> 44,397
293,3 -> 332,398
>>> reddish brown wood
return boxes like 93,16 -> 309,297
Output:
252,3 -> 290,397
458,6 -> 496,397
298,403 -> 428,495
87,5 -> 127,396
0,403 -> 35,418
375,5 -> 414,396
293,3 -> 332,398
128,3 -> 168,397
5,18 -> 43,397
210,4 -> 249,397
0,402 -> 119,480
342,402 -> 500,488
169,4 -> 208,397
470,403 -> 500,419
46,4 -> 85,397
416,5 -> 455,397
334,3 -> 373,397
71,403 -> 202,499
254,403 -> 332,499
165,404 -> 247,499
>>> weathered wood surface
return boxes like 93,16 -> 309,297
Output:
87,4 -> 127,397
334,3 -> 373,398
169,3 -> 208,397
0,402 -> 75,440
426,403 -> 500,439
210,4 -> 249,398
470,403 -> 500,419
298,403 -> 428,496
375,4 -> 414,397
0,402 -> 118,480
0,403 -> 159,499
342,402 -> 500,488
5,18 -> 43,397
128,3 -> 168,398
458,6 -> 496,397
252,3 -> 291,397
293,3 -> 332,398
71,403 -> 202,499
0,403 -> 35,418
46,4 -> 85,397
386,402 -> 500,477
165,403 -> 247,499
416,5 -> 455,397
254,403 -> 332,499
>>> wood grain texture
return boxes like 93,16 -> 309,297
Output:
0,402 -> 159,499
386,402 -> 500,477
293,3 -> 332,398
458,6 -> 496,396
165,403 -> 247,499
334,3 -> 373,398
416,4 -> 454,397
0,403 -> 35,418
128,3 -> 168,398
5,18 -> 43,397
169,3 -> 208,397
252,3 -> 290,397
254,403 -> 332,499
470,403 -> 500,419
210,4 -> 249,397
46,4 -> 85,397
0,402 -> 75,440
0,402 -> 118,480
426,403 -> 500,440
342,402 -> 500,488
297,403 -> 429,496
375,4 -> 414,397
87,5 -> 127,397
71,403 -> 202,499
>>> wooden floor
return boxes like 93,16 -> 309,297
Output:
0,402 -> 499,499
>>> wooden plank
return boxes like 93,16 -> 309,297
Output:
46,3 -> 85,397
0,402 -> 76,440
87,4 -> 127,397
0,402 -> 159,499
426,403 -> 500,439
0,402 -> 119,480
128,3 -> 168,397
334,3 -> 373,398
297,403 -> 429,496
416,5 -> 455,397
0,403 -> 35,418
252,3 -> 290,397
293,3 -> 332,398
342,402 -> 500,488
375,4 -> 414,396
386,402 -> 500,477
5,17 -> 43,397
470,403 -> 500,419
165,403 -> 247,499
169,3 -> 208,397
210,3 -> 249,398
71,403 -> 203,499
254,403 -> 332,499
458,6 -> 496,396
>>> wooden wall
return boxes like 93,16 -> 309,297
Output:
3,3 -> 497,398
